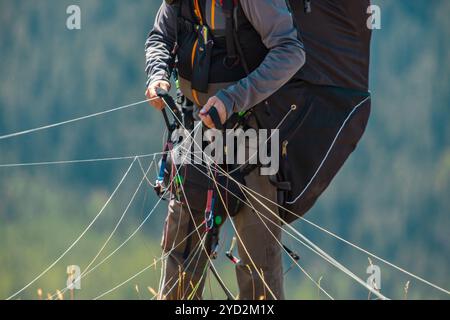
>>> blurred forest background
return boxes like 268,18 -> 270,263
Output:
0,0 -> 449,300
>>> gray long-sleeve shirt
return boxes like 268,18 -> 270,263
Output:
145,0 -> 306,118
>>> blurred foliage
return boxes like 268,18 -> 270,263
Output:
0,0 -> 449,300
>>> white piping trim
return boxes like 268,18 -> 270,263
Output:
286,96 -> 371,205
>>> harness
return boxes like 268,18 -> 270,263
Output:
155,89 -> 242,258
172,0 -> 267,104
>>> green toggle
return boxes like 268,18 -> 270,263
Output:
215,215 -> 223,226
175,175 -> 183,186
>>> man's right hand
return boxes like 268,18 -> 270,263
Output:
145,80 -> 171,110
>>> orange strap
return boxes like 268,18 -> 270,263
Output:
193,0 -> 204,25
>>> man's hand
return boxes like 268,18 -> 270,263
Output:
200,96 -> 228,129
145,80 -> 171,110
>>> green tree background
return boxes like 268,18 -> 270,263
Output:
0,0 -> 449,299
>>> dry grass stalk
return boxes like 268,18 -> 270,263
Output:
37,288 -> 43,300
135,284 -> 142,300
317,276 -> 324,299
404,281 -> 410,300
56,290 -> 64,300
148,286 -> 158,299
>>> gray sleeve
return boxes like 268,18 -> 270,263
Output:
216,0 -> 306,117
145,2 -> 178,87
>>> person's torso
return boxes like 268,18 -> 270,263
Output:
175,0 -> 269,106
173,0 -> 372,108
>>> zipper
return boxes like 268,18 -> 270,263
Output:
282,140 -> 289,158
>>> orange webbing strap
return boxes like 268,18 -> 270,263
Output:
193,0 -> 204,25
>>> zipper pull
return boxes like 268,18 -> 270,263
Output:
282,140 -> 289,158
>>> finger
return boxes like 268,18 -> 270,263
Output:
200,115 -> 215,129
200,98 -> 216,115
219,105 -> 227,124
147,92 -> 164,109
149,85 -> 157,99
149,87 -> 164,109
160,82 -> 171,91
200,105 -> 210,116
154,100 -> 164,110
146,88 -> 160,107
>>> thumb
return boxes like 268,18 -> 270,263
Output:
200,97 -> 216,115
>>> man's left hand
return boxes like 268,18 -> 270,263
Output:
200,96 -> 228,129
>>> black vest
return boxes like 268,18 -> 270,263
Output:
176,0 -> 268,92
175,0 -> 372,93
